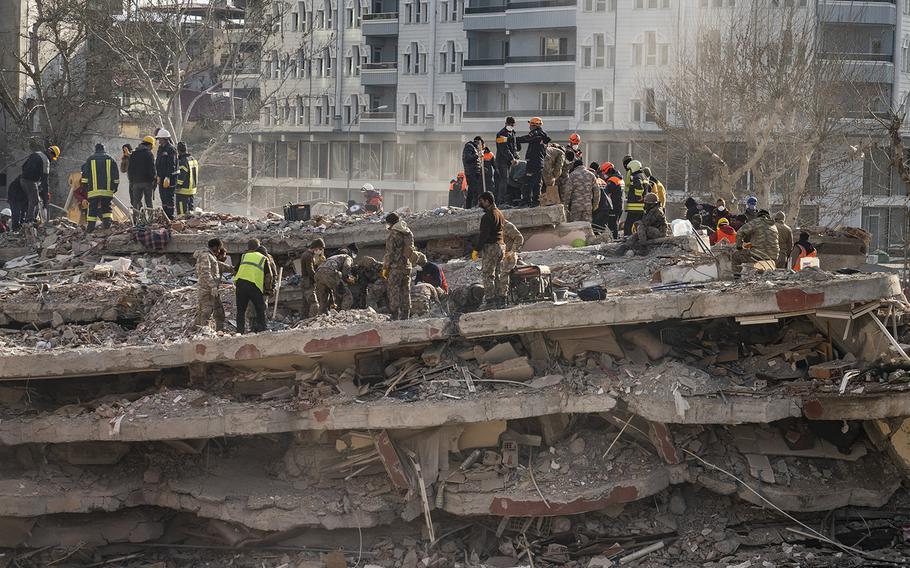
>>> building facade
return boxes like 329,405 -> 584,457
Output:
249,0 -> 910,252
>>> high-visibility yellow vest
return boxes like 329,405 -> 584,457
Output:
177,156 -> 199,196
81,155 -> 119,198
234,251 -> 266,292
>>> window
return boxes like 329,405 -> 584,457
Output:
438,92 -> 461,125
451,0 -> 460,22
583,0 -> 608,11
863,207 -> 906,252
439,1 -> 448,21
594,34 -> 605,67
541,37 -> 568,56
404,1 -> 413,23
540,92 -> 566,111
634,32 -> 669,66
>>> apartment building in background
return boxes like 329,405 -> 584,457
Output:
248,0 -> 910,252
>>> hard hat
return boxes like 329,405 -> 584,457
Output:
361,183 -> 374,192
156,128 -> 172,139
569,133 -> 580,145
143,136 -> 156,145
48,146 -> 61,160
528,117 -> 543,127
746,195 -> 758,206
0,208 -> 11,217
717,217 -> 730,226
601,162 -> 614,174
628,159 -> 642,173
643,193 -> 659,205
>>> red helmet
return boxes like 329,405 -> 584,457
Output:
601,162 -> 614,174
569,133 -> 580,145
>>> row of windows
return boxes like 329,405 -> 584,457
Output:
402,0 -> 463,24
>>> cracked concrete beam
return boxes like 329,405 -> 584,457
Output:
457,274 -> 902,338
0,389 -> 617,445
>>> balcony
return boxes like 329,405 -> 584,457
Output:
818,52 -> 893,63
359,111 -> 397,133
362,12 -> 399,36
361,62 -> 398,86
818,52 -> 894,83
463,54 -> 575,82
463,58 -> 506,82
464,0 -> 575,30
463,109 -> 574,132
818,1 -> 895,26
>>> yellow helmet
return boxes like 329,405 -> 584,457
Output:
48,146 -> 61,160
143,136 -> 156,145
528,117 -> 543,127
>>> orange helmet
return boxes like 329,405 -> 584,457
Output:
569,133 -> 580,145
529,117 -> 543,127
601,162 -> 614,174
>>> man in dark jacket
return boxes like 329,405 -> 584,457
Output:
494,116 -> 520,204
128,136 -> 156,221
596,162 -> 623,239
516,117 -> 550,207
462,136 -> 484,209
482,147 -> 496,197
7,176 -> 27,231
472,191 -> 507,309
21,145 -> 59,225
155,129 -> 178,220
81,143 -> 119,232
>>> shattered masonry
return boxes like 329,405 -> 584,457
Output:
1,205 -> 909,567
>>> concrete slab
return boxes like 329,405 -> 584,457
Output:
0,318 -> 451,380
457,273 -> 902,338
96,206 -> 567,255
0,388 -> 617,444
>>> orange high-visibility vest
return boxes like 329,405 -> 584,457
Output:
792,244 -> 817,271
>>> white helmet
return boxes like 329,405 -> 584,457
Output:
0,208 -> 10,217
156,128 -> 172,139
361,183 -> 374,192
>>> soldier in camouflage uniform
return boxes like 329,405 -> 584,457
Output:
499,220 -> 524,300
194,238 -> 233,330
629,193 -> 669,245
448,283 -> 485,314
297,238 -> 325,318
410,282 -> 439,316
541,144 -> 566,204
350,255 -> 384,309
733,210 -> 780,274
314,249 -> 355,314
382,213 -> 419,320
563,152 -> 600,223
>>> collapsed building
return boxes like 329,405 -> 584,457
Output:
0,205 -> 908,568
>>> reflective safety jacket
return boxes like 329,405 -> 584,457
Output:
625,172 -> 650,212
177,153 -> 199,196
791,244 -> 817,271
235,251 -> 267,292
81,152 -> 119,198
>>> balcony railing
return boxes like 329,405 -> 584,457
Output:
363,12 -> 398,20
508,54 -> 575,63
818,52 -> 894,62
464,0 -> 575,11
465,4 -> 506,13
362,62 -> 398,70
361,111 -> 396,119
464,58 -> 506,66
463,110 -> 574,118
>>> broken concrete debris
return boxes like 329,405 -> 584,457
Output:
1,208 -> 909,567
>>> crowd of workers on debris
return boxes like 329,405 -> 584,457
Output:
0,117 -> 817,334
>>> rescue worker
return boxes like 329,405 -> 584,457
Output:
790,231 -> 817,271
711,198 -> 730,228
234,238 -> 273,334
7,176 -> 26,231
120,144 -> 132,173
621,154 -> 634,191
298,238 -> 326,318
21,145 -> 59,225
81,143 -> 119,232
506,159 -> 527,206
712,218 -> 737,246
448,172 -> 467,208
155,129 -> 178,220
684,197 -> 714,226
448,283 -> 485,314
732,195 -> 759,230
623,159 -> 650,235
628,193 -> 668,246
773,211 -> 794,269
361,183 -> 383,213
500,220 -> 524,303
128,137 -> 157,221
472,191 -> 506,309
415,260 -> 448,293
568,133 -> 583,162
382,212 -> 419,320
563,150 -> 600,223
352,255 -> 384,310
494,116 -> 520,203
642,167 -> 666,208
597,163 -> 623,239
517,117 -> 550,207
176,142 -> 199,216
410,282 -> 439,316
462,136 -> 484,209
732,210 -> 780,275
315,249 -> 355,314
0,208 -> 11,233
482,147 -> 496,196
194,238 -> 232,330
542,143 -> 566,204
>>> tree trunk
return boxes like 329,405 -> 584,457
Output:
786,150 -> 813,225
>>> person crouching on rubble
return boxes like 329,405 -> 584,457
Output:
382,212 -> 420,320
315,248 -> 356,314
629,193 -> 668,246
195,238 -> 232,331
732,210 -> 780,276
234,239 -> 273,333
472,191 -> 507,310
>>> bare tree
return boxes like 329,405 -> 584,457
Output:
655,3 -> 853,221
